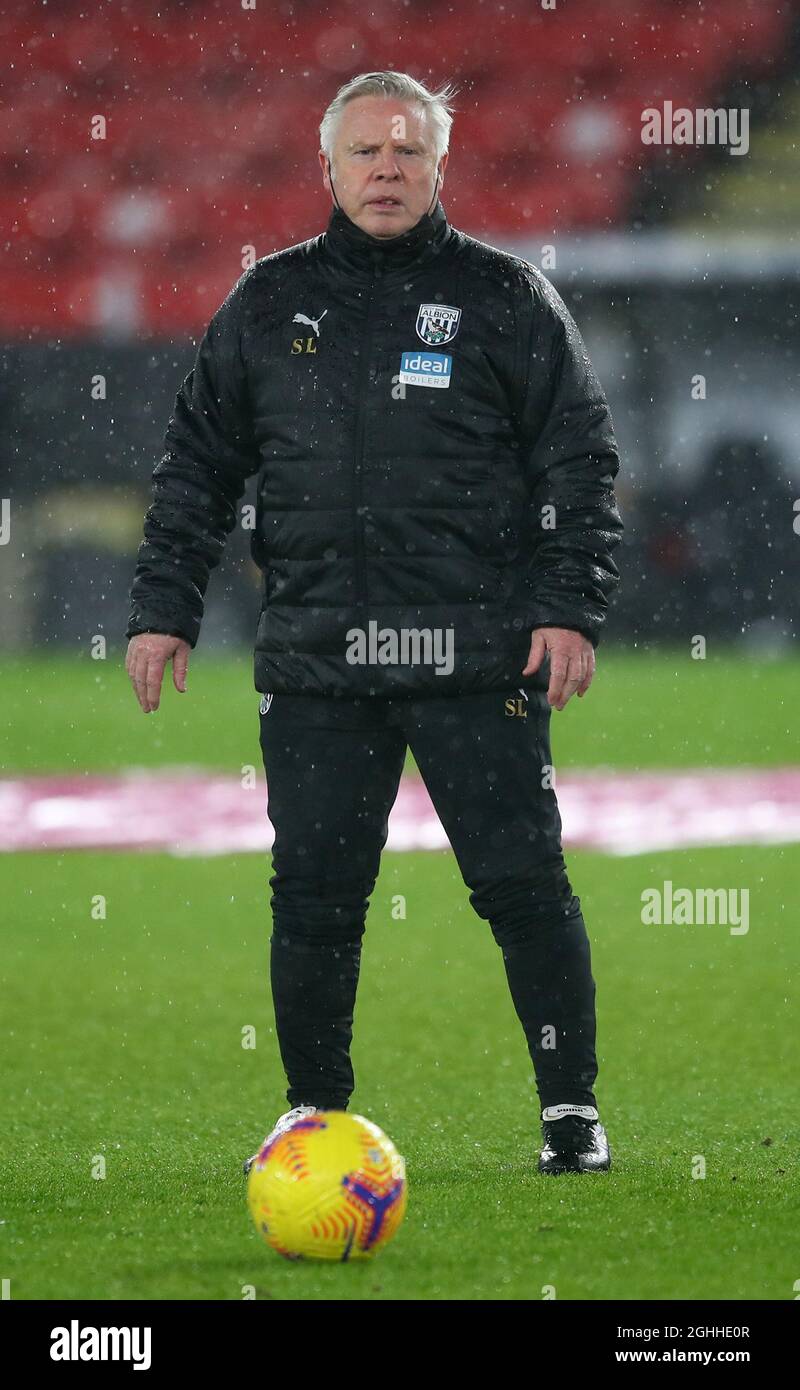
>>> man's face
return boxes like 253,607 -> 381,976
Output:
319,96 -> 447,238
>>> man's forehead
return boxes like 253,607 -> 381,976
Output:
338,98 -> 430,144
343,131 -> 430,149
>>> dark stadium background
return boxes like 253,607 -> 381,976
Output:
2,0 -> 798,654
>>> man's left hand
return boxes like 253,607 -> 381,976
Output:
522,627 -> 595,710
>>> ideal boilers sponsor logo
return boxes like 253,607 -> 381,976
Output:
398,350 -> 452,389
50,1320 -> 151,1370
346,622 -> 455,676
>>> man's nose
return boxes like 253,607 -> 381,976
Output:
374,150 -> 401,178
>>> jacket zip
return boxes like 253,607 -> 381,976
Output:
352,258 -> 382,606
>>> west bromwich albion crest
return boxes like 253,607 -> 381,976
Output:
416,303 -> 461,346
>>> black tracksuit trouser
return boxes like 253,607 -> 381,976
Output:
258,686 -> 599,1116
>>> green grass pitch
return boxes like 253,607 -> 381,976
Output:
0,648 -> 797,1300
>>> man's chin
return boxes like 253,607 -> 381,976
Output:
359,206 -> 414,237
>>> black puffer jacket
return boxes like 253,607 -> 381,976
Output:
126,197 -> 623,696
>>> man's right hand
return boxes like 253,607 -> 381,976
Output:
125,633 -> 191,714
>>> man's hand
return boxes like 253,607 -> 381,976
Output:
125,633 -> 191,714
522,626 -> 595,710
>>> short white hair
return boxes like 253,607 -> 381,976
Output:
319,70 -> 459,163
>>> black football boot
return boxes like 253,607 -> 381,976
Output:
538,1103 -> 611,1174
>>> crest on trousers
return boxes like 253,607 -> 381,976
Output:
416,303 -> 461,346
259,692 -> 273,715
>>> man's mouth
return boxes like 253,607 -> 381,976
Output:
367,197 -> 402,207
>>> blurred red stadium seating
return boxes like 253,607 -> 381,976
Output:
0,0 -> 790,335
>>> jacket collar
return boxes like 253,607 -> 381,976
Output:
320,197 -> 454,281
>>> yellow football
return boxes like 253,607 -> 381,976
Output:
247,1110 -> 407,1261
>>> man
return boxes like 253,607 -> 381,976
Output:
125,72 -> 624,1176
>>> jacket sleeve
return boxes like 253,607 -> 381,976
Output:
511,268 -> 624,648
125,273 -> 260,648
